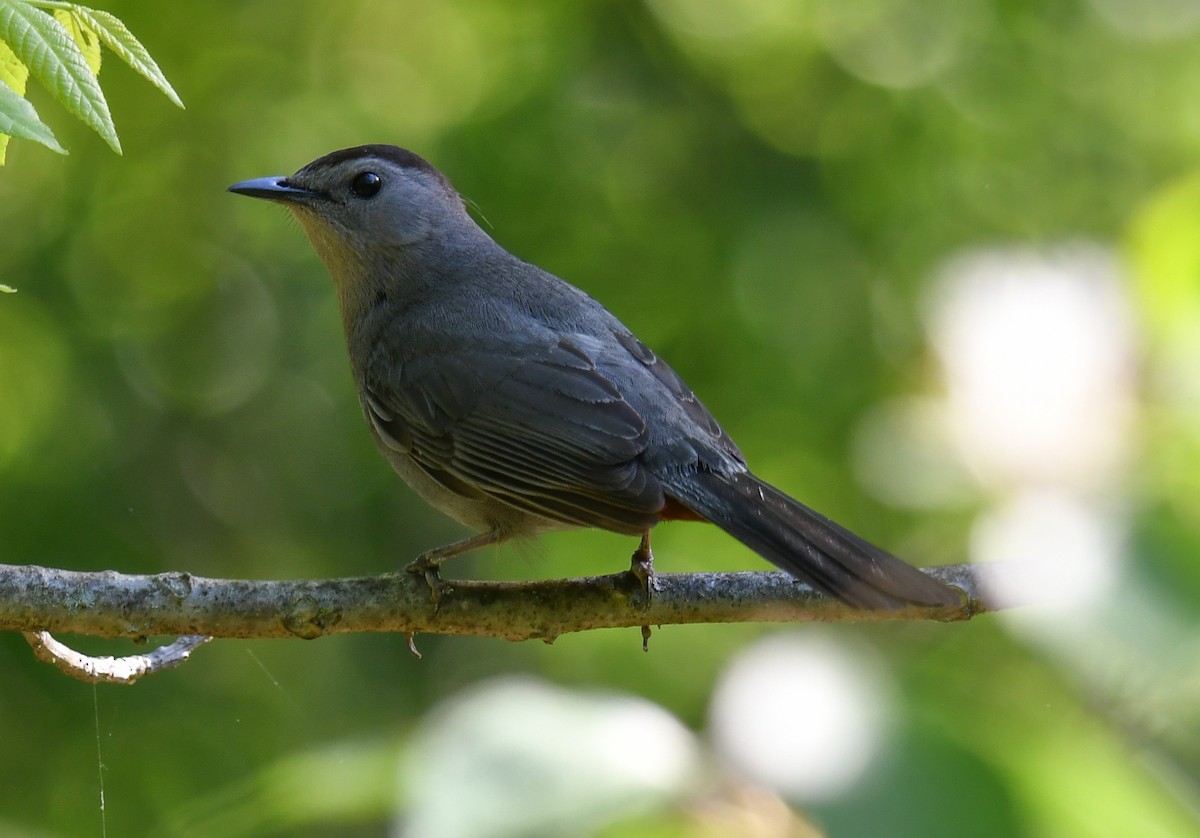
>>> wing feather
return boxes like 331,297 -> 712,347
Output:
365,337 -> 666,533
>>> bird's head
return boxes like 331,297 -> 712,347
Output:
229,145 -> 471,319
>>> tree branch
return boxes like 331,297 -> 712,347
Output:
0,561 -> 996,644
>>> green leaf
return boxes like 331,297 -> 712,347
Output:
0,32 -> 28,94
0,1 -> 119,153
71,6 -> 183,108
0,74 -> 65,162
53,8 -> 100,76
0,36 -> 30,164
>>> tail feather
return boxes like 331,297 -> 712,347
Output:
665,470 -> 960,609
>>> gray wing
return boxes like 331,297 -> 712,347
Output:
362,336 -> 669,534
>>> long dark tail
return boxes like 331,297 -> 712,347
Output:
664,470 -> 959,609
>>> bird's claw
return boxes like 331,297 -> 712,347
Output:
629,533 -> 658,650
405,554 -> 447,608
629,533 -> 656,611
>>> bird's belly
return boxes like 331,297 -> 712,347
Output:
376,445 -> 565,538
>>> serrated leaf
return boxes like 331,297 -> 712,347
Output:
0,2 -> 119,153
72,6 -> 182,108
54,9 -> 101,76
0,35 -> 28,94
0,35 -> 29,164
0,74 -> 66,162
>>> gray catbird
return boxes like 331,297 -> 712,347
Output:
229,145 -> 958,609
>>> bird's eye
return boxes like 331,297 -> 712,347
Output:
351,171 -> 382,198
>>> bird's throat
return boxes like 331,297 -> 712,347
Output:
289,210 -> 378,333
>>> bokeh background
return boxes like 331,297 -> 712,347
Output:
3,1 -> 1200,835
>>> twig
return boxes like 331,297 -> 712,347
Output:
24,631 -> 212,685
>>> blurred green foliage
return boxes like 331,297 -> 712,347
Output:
2,1 -> 1200,835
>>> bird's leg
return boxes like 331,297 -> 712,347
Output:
406,531 -> 502,603
629,530 -> 656,651
630,529 -> 656,600
630,530 -> 655,579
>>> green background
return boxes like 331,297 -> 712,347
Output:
3,1 -> 1200,835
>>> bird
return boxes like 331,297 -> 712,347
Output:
229,144 -> 959,609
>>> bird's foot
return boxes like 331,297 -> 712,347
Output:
629,532 -> 656,610
402,532 -> 502,610
629,532 -> 658,650
405,553 -> 448,608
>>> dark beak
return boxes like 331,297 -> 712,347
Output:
228,176 -> 324,203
